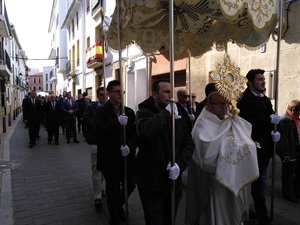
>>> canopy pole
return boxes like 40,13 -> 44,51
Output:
188,49 -> 193,128
169,1 -> 176,225
100,5 -> 106,97
116,1 -> 129,224
271,0 -> 283,223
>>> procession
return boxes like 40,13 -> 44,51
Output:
1,0 -> 300,225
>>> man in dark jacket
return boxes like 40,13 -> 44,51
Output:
82,87 -> 106,209
44,94 -> 61,145
176,89 -> 195,131
136,79 -> 194,225
237,69 -> 281,225
23,90 -> 43,148
92,80 -> 136,225
277,100 -> 300,203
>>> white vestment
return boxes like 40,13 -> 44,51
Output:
185,108 -> 259,225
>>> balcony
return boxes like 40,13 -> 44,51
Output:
86,42 -> 103,69
0,50 -> 12,81
0,5 -> 11,37
66,60 -> 76,77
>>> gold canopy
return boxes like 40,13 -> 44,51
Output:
107,0 -> 279,57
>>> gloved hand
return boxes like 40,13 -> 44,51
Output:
166,162 -> 180,180
188,114 -> 195,121
165,103 -> 181,119
165,103 -> 172,115
174,104 -> 181,120
118,115 -> 128,125
120,145 -> 130,157
283,155 -> 291,162
271,130 -> 281,142
270,114 -> 281,125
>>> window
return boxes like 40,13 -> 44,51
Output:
86,0 -> 90,13
34,78 -> 36,83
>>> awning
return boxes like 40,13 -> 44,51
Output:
107,0 -> 279,57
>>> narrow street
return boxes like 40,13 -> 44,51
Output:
0,114 -> 300,225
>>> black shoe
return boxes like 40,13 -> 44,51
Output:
119,207 -> 126,222
67,140 -> 70,144
48,141 -> 51,145
258,215 -> 272,225
29,144 -> 33,148
74,140 -> 79,143
55,142 -> 59,145
94,199 -> 102,209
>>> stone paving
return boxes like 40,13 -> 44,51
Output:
0,115 -> 300,225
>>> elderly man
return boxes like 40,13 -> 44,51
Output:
185,92 -> 259,225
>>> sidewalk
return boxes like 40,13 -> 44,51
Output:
0,116 -> 300,225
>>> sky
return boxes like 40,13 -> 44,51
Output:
5,0 -> 54,71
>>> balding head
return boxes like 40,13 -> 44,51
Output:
206,92 -> 229,119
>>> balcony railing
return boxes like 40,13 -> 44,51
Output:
66,60 -> 75,76
86,42 -> 103,69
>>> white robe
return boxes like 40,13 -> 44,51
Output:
185,108 -> 259,225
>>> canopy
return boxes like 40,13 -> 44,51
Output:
107,0 -> 279,57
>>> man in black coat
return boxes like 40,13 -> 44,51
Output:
61,92 -> 79,144
23,90 -> 43,148
44,94 -> 61,145
136,79 -> 194,225
237,69 -> 281,225
92,80 -> 136,225
176,89 -> 195,131
277,100 -> 300,203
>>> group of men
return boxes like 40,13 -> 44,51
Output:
22,90 -> 91,148
22,68 -> 300,225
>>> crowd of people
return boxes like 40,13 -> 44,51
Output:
21,69 -> 300,225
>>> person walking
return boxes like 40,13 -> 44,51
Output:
82,87 -> 106,209
176,89 -> 195,131
44,94 -> 61,145
22,90 -> 43,148
277,100 -> 300,203
185,92 -> 259,225
92,80 -> 137,225
237,69 -> 281,225
135,79 -> 194,225
61,92 -> 79,144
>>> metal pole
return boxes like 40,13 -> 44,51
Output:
271,0 -> 283,222
169,1 -> 176,225
188,50 -> 193,128
116,1 -> 129,224
100,7 -> 107,96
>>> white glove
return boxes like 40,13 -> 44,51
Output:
166,162 -> 180,180
173,104 -> 181,120
118,115 -> 128,125
165,104 -> 181,119
270,114 -> 281,125
188,114 -> 195,121
271,130 -> 281,142
165,104 -> 171,115
120,145 -> 130,157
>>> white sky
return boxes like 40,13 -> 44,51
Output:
5,0 -> 54,71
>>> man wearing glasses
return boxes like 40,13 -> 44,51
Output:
176,89 -> 195,131
92,80 -> 136,225
186,91 -> 258,225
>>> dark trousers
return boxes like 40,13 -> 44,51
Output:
65,116 -> 77,141
102,169 -> 135,224
28,120 -> 40,144
77,116 -> 81,132
251,150 -> 270,224
293,157 -> 300,196
282,160 -> 297,197
138,181 -> 183,225
47,123 -> 59,143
